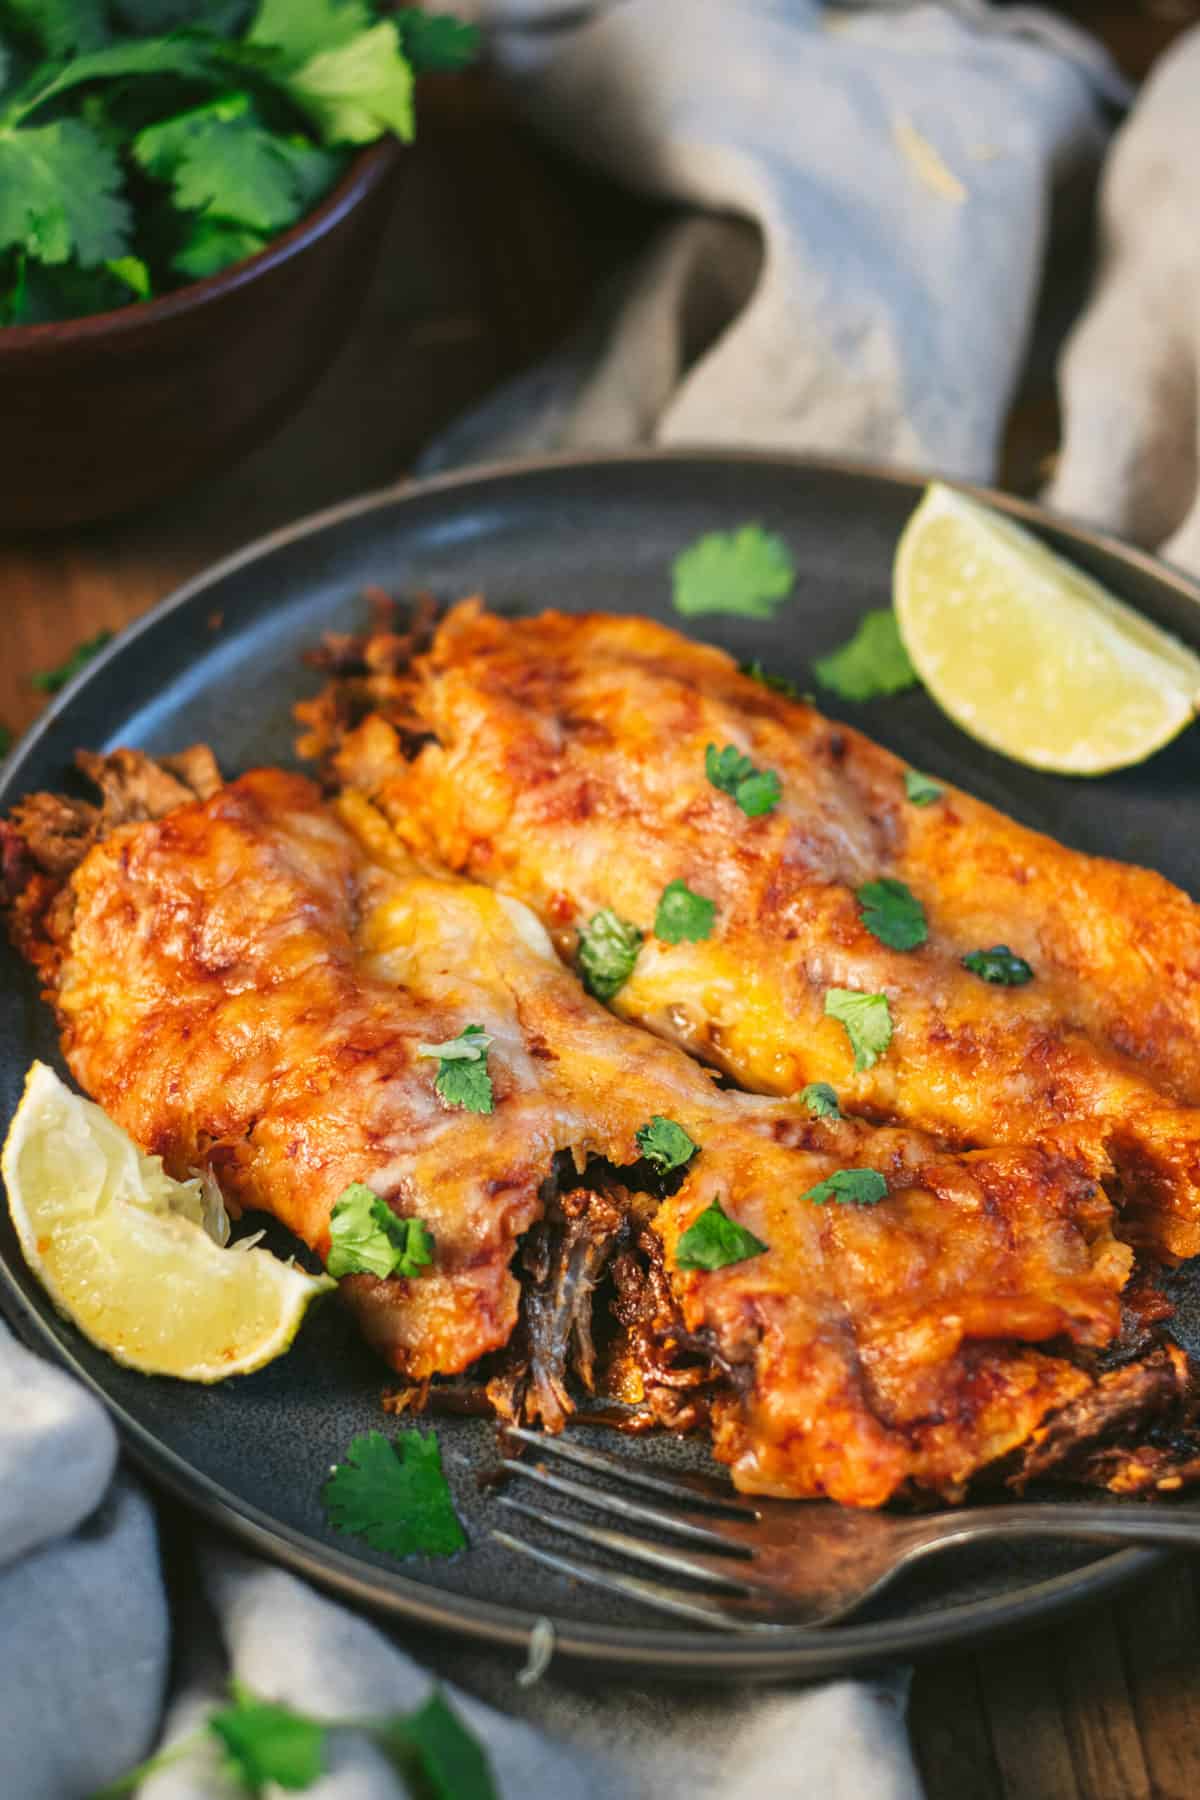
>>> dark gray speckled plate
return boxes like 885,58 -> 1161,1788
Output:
4,450 -> 1200,1679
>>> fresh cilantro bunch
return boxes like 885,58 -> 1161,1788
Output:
0,0 -> 479,326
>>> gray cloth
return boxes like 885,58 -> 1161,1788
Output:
0,1324 -> 169,1797
0,1312 -> 919,1798
1048,24 -> 1200,575
422,0 -> 1120,483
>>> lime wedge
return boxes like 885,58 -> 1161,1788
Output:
2,1062 -> 332,1381
894,482 -> 1200,775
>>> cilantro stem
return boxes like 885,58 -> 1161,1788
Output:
87,1727 -> 206,1799
0,38 -> 220,131
1,63 -> 104,129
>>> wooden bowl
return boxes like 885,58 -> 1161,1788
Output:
0,141 -> 400,531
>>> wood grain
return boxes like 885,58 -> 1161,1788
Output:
5,21 -> 1200,1797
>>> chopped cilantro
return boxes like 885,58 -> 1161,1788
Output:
210,1682 -> 326,1794
856,877 -> 927,951
635,1115 -> 698,1174
577,908 -> 643,1000
801,1168 -> 888,1208
323,1427 -> 466,1558
674,1198 -> 767,1271
430,1056 -> 493,1113
326,1180 -> 433,1281
904,769 -> 942,807
417,1023 -> 494,1114
812,610 -> 918,702
30,628 -> 113,692
395,7 -> 482,72
705,742 -> 782,818
672,524 -> 795,619
824,988 -> 893,1071
379,1689 -> 499,1800
740,658 -> 800,699
962,944 -> 1034,986
798,1082 -> 840,1119
654,879 -> 715,944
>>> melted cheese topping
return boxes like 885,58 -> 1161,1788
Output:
34,769 -> 1135,1503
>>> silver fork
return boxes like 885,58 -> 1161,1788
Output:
491,1426 -> 1200,1632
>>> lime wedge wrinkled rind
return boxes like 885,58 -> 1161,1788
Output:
2,1061 -> 332,1381
894,482 -> 1200,776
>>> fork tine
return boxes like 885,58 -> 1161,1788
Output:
491,1529 -> 780,1633
499,1457 -> 749,1552
503,1425 -> 756,1516
498,1494 -> 756,1592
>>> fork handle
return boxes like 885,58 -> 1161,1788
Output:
908,1502 -> 1200,1555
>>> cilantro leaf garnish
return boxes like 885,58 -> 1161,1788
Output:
856,877 -> 927,951
798,1082 -> 840,1119
323,1427 -> 466,1558
394,7 -> 482,72
30,627 -> 113,692
824,988 -> 893,1070
801,1167 -> 888,1208
740,658 -> 800,699
705,742 -> 782,818
635,1115 -> 698,1174
812,610 -> 918,702
577,908 -> 643,1000
672,524 -> 795,619
431,1056 -> 493,1113
326,1180 -> 433,1281
962,944 -> 1034,986
417,1024 -> 494,1114
706,742 -> 752,789
654,878 -> 715,944
674,1199 -> 767,1271
379,1689 -> 499,1800
209,1682 -> 326,1794
904,769 -> 942,807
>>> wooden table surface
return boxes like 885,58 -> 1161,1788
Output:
5,16 -> 1200,1797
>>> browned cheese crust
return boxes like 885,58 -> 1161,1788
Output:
316,602 -> 1200,1260
7,755 -> 1197,1505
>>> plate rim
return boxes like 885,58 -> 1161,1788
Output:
2,446 -> 1190,1677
